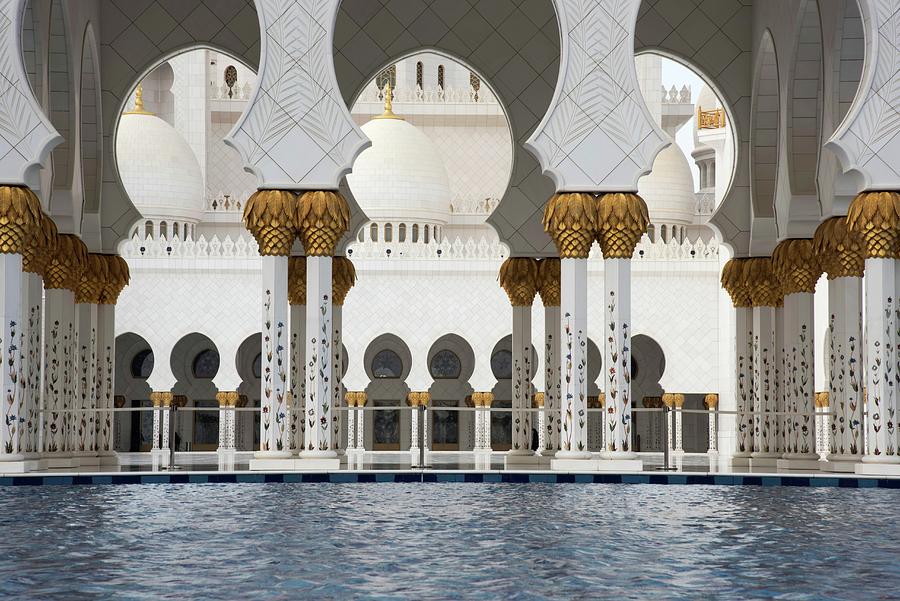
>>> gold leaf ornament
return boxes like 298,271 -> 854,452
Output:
596,192 -> 649,259
75,253 -> 110,304
243,190 -> 298,256
499,257 -> 540,306
537,258 -> 561,306
23,212 -> 59,274
295,190 -> 350,257
743,257 -> 782,307
542,193 -> 598,258
332,256 -> 356,306
720,258 -> 752,307
100,255 -> 131,305
43,234 -> 88,291
288,256 -> 307,305
812,217 -> 865,279
0,185 -> 42,255
846,191 -> 900,259
771,239 -> 821,294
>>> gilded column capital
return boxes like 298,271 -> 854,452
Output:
587,395 -> 601,409
499,257 -> 539,306
533,392 -> 545,408
216,391 -> 239,407
542,192 -> 598,259
243,190 -> 298,256
813,217 -> 865,279
598,392 -> 605,407
22,213 -> 58,275
344,391 -> 357,408
662,393 -> 685,408
44,234 -> 88,291
332,256 -> 356,306
481,392 -> 494,408
295,190 -> 350,257
772,239 -> 821,294
642,395 -> 663,408
0,185 -> 42,255
288,256 -> 307,305
236,394 -> 249,408
75,254 -> 109,304
596,192 -> 650,259
846,191 -> 900,259
721,258 -> 752,308
703,393 -> 719,410
114,395 -> 127,409
99,255 -> 131,305
172,395 -> 189,408
815,391 -> 830,409
537,258 -> 560,306
743,257 -> 783,307
151,391 -> 174,407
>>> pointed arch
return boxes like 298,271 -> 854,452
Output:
48,0 -> 74,189
750,30 -> 780,218
80,23 -> 102,215
787,0 -> 824,197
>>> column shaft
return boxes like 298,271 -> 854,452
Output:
543,305 -> 561,453
752,306 -> 779,458
510,305 -> 533,453
43,289 -> 75,454
20,272 -> 42,456
0,255 -> 23,459
862,259 -> 899,462
289,303 -> 306,452
782,292 -> 818,459
734,307 -> 754,459
258,256 -> 291,457
74,303 -> 98,456
332,305 -> 343,452
603,258 -> 636,459
558,258 -> 589,458
96,304 -> 116,455
301,256 -> 335,456
827,277 -> 864,461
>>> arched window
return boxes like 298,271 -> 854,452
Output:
192,349 -> 220,379
173,223 -> 180,239
416,61 -> 423,88
424,225 -> 430,244
144,220 -> 152,238
647,223 -> 655,242
430,350 -> 461,379
358,229 -> 364,242
490,350 -> 513,380
660,224 -> 667,242
412,224 -> 419,243
130,349 -> 154,379
376,64 -> 397,91
370,223 -> 378,242
160,221 -> 168,239
398,223 -> 407,242
252,353 -> 262,379
384,223 -> 393,243
438,65 -> 445,89
371,349 -> 403,379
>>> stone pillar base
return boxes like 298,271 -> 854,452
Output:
150,449 -> 169,470
44,454 -> 75,469
504,452 -> 546,468
730,455 -> 752,467
777,458 -> 824,471
217,449 -> 236,471
750,453 -> 780,469
821,460 -> 859,473
72,452 -> 100,467
98,452 -> 120,467
855,462 -> 900,476
0,460 -> 35,473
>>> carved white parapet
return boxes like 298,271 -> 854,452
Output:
224,0 -> 369,190
525,0 -> 667,193
826,0 -> 900,189
0,0 -> 61,184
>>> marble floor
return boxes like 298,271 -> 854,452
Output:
6,451 -> 897,479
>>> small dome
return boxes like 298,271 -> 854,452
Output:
347,112 -> 451,225
116,110 -> 204,222
638,138 -> 696,225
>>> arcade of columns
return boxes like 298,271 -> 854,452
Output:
0,186 -> 129,472
723,191 -> 900,476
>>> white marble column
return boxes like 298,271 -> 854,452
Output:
556,258 -> 590,462
288,255 -> 306,454
332,304 -> 344,454
601,258 -> 639,465
0,253 -> 24,463
751,305 -> 780,465
73,301 -> 98,462
95,300 -> 119,462
300,255 -> 336,462
510,305 -> 533,455
722,258 -> 754,465
19,255 -> 46,460
538,258 -> 561,455
216,391 -> 238,470
346,393 -> 356,452
408,393 -> 420,466
705,394 -> 719,456
256,256 -> 292,459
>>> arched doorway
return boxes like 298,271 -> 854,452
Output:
631,334 -> 666,452
427,334 -> 475,451
170,333 -> 220,452
114,333 -> 154,452
236,333 -> 261,452
364,335 -> 412,452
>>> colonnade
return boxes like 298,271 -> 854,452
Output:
0,185 -> 129,471
722,192 -> 900,476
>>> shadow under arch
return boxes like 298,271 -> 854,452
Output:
114,332 -> 153,452
630,333 -> 667,452
363,334 -> 413,451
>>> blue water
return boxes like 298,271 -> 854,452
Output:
0,483 -> 896,600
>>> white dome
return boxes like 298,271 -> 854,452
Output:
347,117 -> 451,225
116,112 -> 204,222
638,139 -> 696,225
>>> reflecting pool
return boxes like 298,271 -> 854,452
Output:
0,483 -> 896,600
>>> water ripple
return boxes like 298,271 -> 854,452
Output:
0,484 -> 896,600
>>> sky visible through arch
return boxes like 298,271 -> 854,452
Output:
661,58 -> 705,192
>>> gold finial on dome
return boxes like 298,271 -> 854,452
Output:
125,83 -> 153,116
374,82 -> 403,120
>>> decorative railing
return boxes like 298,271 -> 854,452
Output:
661,84 -> 691,104
357,84 -> 499,106
450,197 -> 500,215
698,106 -> 726,129
121,232 -> 718,262
208,81 -> 254,101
